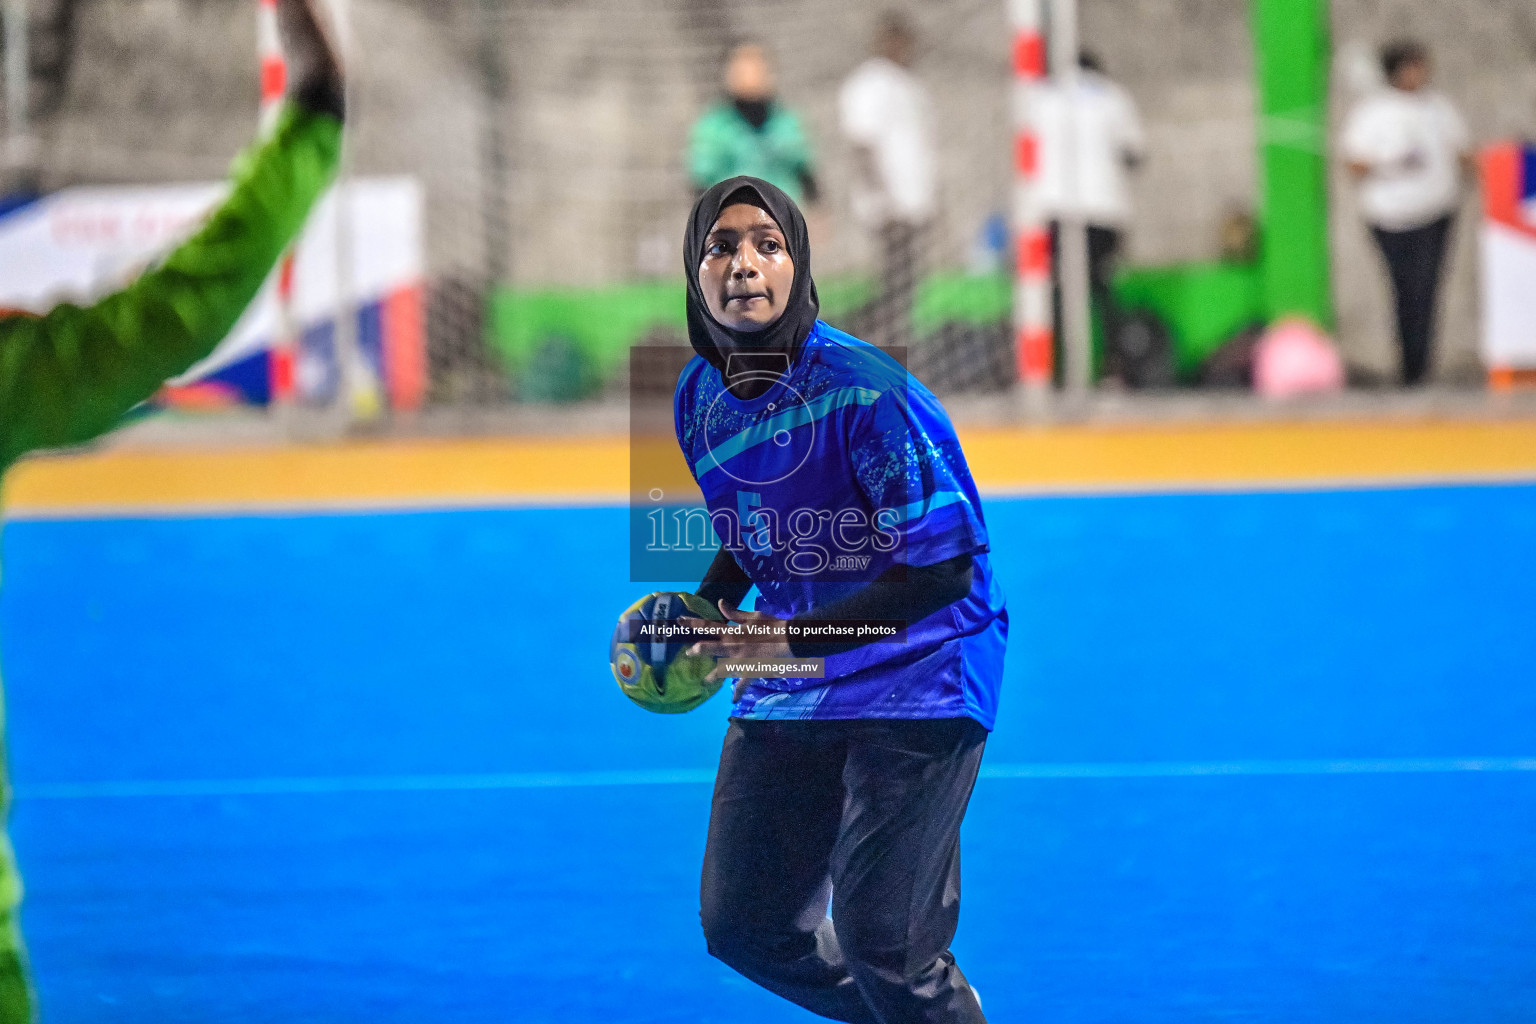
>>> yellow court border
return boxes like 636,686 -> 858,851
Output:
5,419 -> 1536,517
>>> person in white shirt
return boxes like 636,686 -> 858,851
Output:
1341,40 -> 1473,385
839,13 -> 936,349
1032,52 -> 1147,358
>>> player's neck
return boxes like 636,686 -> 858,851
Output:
717,341 -> 790,400
727,375 -> 780,400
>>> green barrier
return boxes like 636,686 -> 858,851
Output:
1252,0 -> 1333,327
488,281 -> 685,382
912,272 -> 1011,333
485,263 -> 1260,394
1112,262 -> 1265,377
486,272 -> 1006,395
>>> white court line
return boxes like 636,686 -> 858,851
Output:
980,757 -> 1536,779
13,757 -> 1536,801
12,768 -> 720,801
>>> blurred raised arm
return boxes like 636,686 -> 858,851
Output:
0,0 -> 344,466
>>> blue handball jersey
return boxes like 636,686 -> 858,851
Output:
673,320 -> 1008,729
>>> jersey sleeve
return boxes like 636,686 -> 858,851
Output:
0,102 -> 341,467
672,358 -> 701,478
849,382 -> 989,568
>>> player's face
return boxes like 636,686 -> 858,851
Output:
725,44 -> 773,100
880,30 -> 915,68
699,203 -> 795,333
1392,58 -> 1429,92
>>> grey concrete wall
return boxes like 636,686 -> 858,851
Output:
40,0 -> 258,182
1082,0 -> 1258,269
32,0 -> 494,283
494,0 -> 1013,284
20,0 -> 1536,379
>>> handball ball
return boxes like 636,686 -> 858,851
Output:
610,591 -> 726,714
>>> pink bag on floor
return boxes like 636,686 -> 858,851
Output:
1253,318 -> 1345,398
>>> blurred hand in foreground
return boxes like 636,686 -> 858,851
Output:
277,0 -> 345,120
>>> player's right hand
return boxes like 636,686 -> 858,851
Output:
276,0 -> 345,121
684,599 -> 794,700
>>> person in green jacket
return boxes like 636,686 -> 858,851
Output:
688,39 -> 819,205
0,1 -> 344,1017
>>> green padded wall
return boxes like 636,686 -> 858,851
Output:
1252,0 -> 1334,327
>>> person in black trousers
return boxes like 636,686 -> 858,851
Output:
674,177 -> 1007,1023
700,716 -> 989,1023
1369,214 -> 1454,386
1342,40 -> 1473,385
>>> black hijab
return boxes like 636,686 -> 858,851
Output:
683,175 -> 820,375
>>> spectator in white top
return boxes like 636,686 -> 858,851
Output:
1032,51 -> 1147,354
839,12 -> 936,349
1342,40 -> 1473,386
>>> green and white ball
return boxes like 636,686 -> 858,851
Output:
610,591 -> 725,714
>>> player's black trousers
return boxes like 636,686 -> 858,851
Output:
1370,213 -> 1454,386
700,716 -> 988,1024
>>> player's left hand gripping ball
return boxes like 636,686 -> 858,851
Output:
610,592 -> 726,713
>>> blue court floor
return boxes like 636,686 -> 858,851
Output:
2,483 -> 1534,1022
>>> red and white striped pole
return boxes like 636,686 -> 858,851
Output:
1010,0 -> 1052,394
259,0 -> 298,406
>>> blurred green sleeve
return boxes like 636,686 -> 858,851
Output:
0,102 -> 342,468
